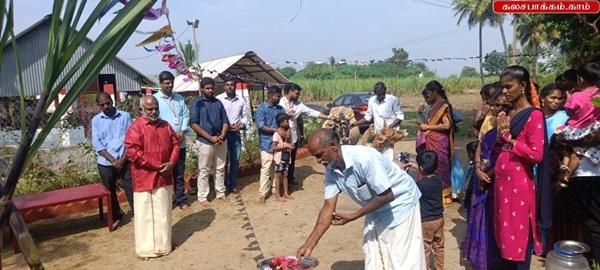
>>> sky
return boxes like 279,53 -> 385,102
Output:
12,0 -> 513,77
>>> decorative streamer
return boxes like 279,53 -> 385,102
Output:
135,25 -> 173,47
99,0 -> 166,21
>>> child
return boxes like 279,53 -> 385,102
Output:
460,140 -> 479,212
272,113 -> 295,202
557,61 -> 600,186
405,150 -> 444,270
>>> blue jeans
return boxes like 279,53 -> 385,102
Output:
226,132 -> 242,190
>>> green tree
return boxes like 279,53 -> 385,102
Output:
328,56 -> 336,67
460,66 -> 479,77
277,66 -> 297,78
514,14 -> 559,80
386,47 -> 409,67
538,14 -> 600,66
482,50 -> 508,75
453,0 -> 508,83
178,40 -> 197,66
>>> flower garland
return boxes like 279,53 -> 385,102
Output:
530,79 -> 541,108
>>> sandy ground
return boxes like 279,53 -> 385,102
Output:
1,140 -> 545,270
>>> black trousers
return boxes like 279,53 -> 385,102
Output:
97,162 -> 134,220
572,176 -> 600,264
288,141 -> 300,183
173,148 -> 188,206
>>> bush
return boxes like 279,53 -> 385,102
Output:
184,137 -> 199,177
459,66 -> 479,77
15,142 -> 99,195
240,129 -> 261,165
16,155 -> 98,195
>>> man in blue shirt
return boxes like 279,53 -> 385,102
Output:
91,92 -> 134,229
190,77 -> 230,207
154,71 -> 191,209
297,128 -> 425,269
254,86 -> 285,204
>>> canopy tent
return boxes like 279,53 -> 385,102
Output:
173,51 -> 289,93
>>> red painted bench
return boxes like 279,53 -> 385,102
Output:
9,183 -> 115,252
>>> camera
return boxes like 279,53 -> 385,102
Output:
398,152 -> 411,164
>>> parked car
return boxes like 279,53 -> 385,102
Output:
326,92 -> 374,133
326,92 -> 373,119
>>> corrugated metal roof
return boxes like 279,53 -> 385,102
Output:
173,51 -> 289,92
199,51 -> 289,84
0,16 -> 155,97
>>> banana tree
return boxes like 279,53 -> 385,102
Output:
0,0 -> 155,268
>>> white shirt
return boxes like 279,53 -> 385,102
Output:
279,96 -> 322,143
364,94 -> 404,133
216,93 -> 249,130
324,145 -> 421,229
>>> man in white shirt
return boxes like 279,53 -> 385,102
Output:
280,83 -> 332,185
297,128 -> 424,270
351,82 -> 404,160
216,76 -> 249,194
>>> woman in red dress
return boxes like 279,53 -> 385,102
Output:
494,66 -> 550,269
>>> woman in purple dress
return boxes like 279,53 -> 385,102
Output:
463,82 -> 505,269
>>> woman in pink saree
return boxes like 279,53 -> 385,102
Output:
417,80 -> 455,205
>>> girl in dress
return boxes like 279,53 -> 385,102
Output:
556,61 -> 600,186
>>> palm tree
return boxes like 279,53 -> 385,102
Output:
453,0 -> 510,83
453,0 -> 486,84
0,0 -> 154,267
514,14 -> 559,80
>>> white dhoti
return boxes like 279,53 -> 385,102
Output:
362,202 -> 425,270
134,186 -> 173,258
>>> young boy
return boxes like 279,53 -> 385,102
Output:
405,150 -> 444,270
460,140 -> 479,211
272,113 -> 295,202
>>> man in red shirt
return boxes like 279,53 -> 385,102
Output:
125,95 -> 180,260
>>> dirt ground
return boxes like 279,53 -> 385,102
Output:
1,93 -> 546,269
1,140 -> 545,270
